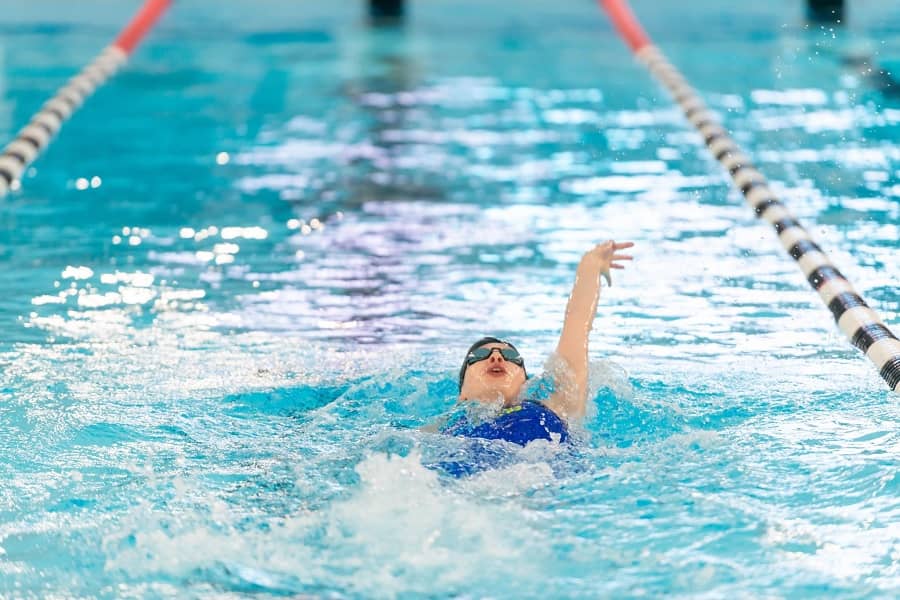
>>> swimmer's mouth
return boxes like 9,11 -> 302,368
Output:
487,366 -> 507,376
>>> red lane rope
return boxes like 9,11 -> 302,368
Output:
597,0 -> 900,391
599,0 -> 650,52
115,0 -> 173,54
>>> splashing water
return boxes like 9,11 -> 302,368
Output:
2,0 -> 899,597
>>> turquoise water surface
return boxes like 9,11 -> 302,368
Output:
1,0 -> 899,597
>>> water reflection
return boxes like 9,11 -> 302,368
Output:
4,1 -> 900,597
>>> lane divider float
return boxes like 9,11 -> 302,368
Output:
0,0 -> 172,197
599,0 -> 900,391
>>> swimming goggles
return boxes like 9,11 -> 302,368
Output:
465,346 -> 525,367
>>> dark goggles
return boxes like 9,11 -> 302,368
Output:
465,346 -> 524,367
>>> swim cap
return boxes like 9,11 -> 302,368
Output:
458,336 -> 527,390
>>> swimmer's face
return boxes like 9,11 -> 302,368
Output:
459,342 -> 526,405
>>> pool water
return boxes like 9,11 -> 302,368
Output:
1,0 -> 899,597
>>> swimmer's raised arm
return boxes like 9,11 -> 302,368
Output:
544,240 -> 633,423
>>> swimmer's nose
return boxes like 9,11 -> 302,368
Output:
488,349 -> 504,363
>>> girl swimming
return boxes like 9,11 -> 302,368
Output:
445,240 -> 634,445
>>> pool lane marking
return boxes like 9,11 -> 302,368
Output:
599,0 -> 900,391
0,0 -> 172,198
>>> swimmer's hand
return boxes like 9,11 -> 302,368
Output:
580,240 -> 634,286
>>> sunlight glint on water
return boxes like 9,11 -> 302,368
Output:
1,0 -> 899,597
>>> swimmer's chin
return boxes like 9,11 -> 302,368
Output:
458,390 -> 521,407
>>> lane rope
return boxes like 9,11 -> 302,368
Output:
599,0 -> 900,391
0,0 -> 172,197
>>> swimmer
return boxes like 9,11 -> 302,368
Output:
443,240 -> 634,446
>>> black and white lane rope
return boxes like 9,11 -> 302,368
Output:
0,0 -> 171,198
0,47 -> 128,196
601,0 -> 900,391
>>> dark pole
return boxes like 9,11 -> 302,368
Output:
370,0 -> 404,21
806,0 -> 844,24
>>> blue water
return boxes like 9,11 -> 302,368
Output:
2,0 -> 900,597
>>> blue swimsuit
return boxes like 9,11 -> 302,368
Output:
442,401 -> 569,446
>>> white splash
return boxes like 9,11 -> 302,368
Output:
103,451 -> 558,597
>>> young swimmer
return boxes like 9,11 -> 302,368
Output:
443,240 -> 634,446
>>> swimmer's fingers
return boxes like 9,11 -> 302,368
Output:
610,254 -> 632,270
597,241 -> 634,286
591,241 -> 634,258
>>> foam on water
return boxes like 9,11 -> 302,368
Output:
2,0 -> 899,597
101,449 -> 565,597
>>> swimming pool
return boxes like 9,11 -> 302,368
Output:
1,0 -> 899,596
